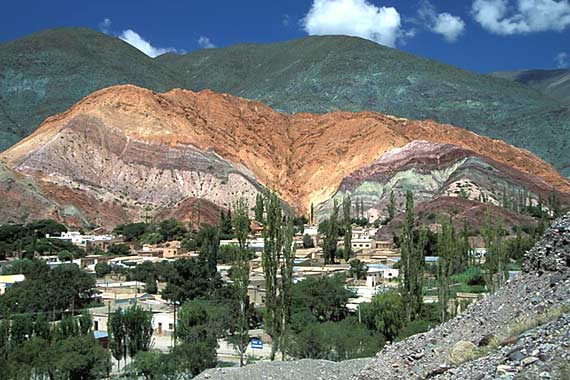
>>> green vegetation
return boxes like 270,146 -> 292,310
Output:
399,190 -> 427,321
343,195 -> 352,262
231,198 -> 250,366
0,260 -> 95,319
0,311 -> 110,380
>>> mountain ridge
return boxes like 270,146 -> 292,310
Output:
1,84 -> 568,228
1,28 -> 570,177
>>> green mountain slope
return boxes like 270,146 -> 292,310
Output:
491,69 -> 570,104
158,36 -> 570,176
0,27 -> 181,151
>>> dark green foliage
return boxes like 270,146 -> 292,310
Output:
285,317 -> 383,361
348,259 -> 368,280
399,191 -> 427,321
0,264 -> 96,318
322,199 -> 340,264
108,305 -> 153,370
387,191 -> 396,222
129,350 -> 178,380
94,262 -> 111,278
176,301 -> 219,375
302,233 -> 315,248
262,190 -> 283,360
145,278 -> 158,294
292,275 -> 352,322
368,291 -> 405,342
199,225 -> 220,276
219,209 -> 233,239
161,258 -> 222,303
483,215 -> 508,293
53,335 -> 111,380
231,198 -> 250,366
107,243 -> 131,256
343,195 -> 352,262
254,193 -> 264,222
114,222 -> 148,242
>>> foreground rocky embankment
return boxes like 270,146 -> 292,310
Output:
198,213 -> 570,380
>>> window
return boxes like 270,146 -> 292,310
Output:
94,321 -> 99,331
169,323 -> 174,330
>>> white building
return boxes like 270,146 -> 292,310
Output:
47,231 -> 114,247
365,264 -> 399,287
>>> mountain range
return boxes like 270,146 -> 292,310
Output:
491,69 -> 570,104
1,28 -> 570,178
0,84 -> 568,229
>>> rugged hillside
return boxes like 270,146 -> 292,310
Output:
158,35 -> 570,177
491,69 -> 570,104
0,28 -> 181,151
2,29 -> 570,177
354,213 -> 570,380
1,84 -> 568,228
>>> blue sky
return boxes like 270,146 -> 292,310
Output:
1,0 -> 569,73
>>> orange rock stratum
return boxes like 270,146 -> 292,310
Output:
2,84 -> 569,217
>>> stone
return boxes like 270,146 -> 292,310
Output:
448,341 -> 478,365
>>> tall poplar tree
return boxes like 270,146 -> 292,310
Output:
279,219 -> 295,360
436,218 -> 456,322
254,193 -> 264,222
387,191 -> 396,221
343,195 -> 352,262
323,199 -> 339,265
232,197 -> 251,367
399,190 -> 426,321
262,191 -> 283,360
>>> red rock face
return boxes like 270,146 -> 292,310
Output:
1,84 -> 568,227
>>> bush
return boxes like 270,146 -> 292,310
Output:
302,234 -> 314,248
94,262 -> 111,278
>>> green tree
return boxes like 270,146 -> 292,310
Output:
399,190 -> 426,321
108,308 -> 127,371
145,277 -> 158,294
200,225 -> 220,277
292,275 -> 352,322
279,219 -> 295,360
124,305 -> 154,358
482,214 -> 508,293
130,350 -> 177,380
302,233 -> 315,248
57,250 -> 74,262
370,291 -> 405,342
323,199 -> 339,265
262,190 -> 284,360
254,193 -> 264,222
54,335 -> 111,380
231,197 -> 250,367
176,302 -> 218,376
387,190 -> 396,221
349,259 -> 368,280
436,218 -> 456,322
94,262 -> 111,278
343,195 -> 352,262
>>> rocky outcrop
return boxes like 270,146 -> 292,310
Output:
354,213 -> 570,380
1,85 -> 568,227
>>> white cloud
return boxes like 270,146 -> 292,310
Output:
417,1 -> 465,42
302,0 -> 402,47
119,30 -> 178,57
98,18 -> 180,57
472,0 -> 570,35
98,18 -> 112,34
197,36 -> 216,49
555,52 -> 568,67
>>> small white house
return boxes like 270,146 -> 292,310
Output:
0,274 -> 25,295
365,264 -> 399,287
153,313 -> 175,336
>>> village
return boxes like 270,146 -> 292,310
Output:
0,211 -> 494,366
